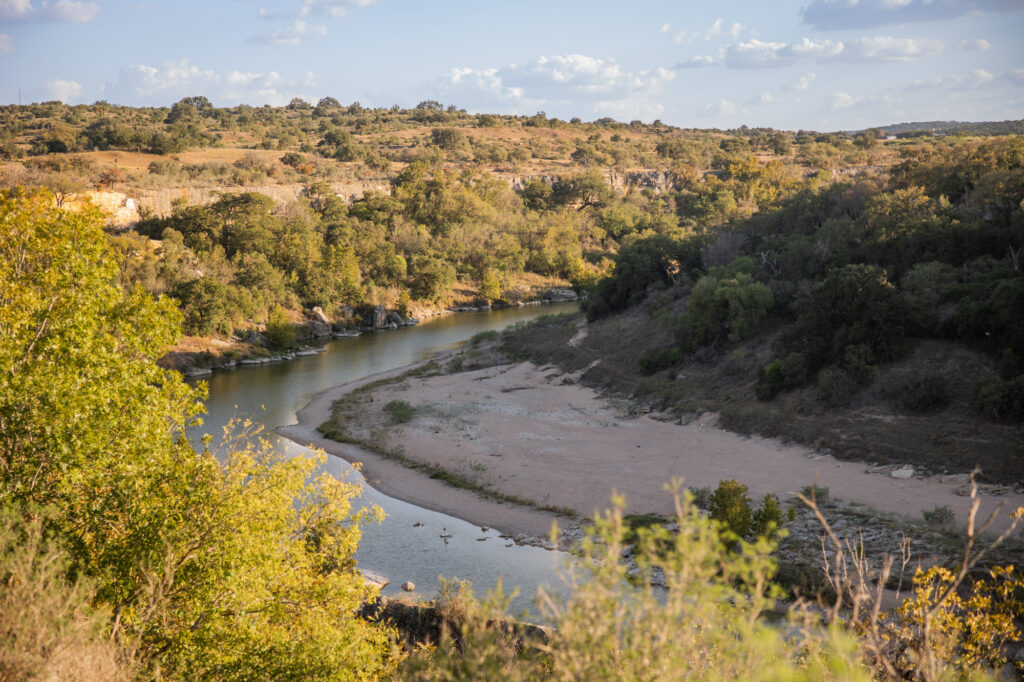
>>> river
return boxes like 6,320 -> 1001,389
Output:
188,303 -> 578,617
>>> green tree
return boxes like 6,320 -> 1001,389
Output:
678,261 -> 774,350
0,189 -> 394,678
787,264 -> 910,371
263,304 -> 296,349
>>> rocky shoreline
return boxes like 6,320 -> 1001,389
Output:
160,289 -> 580,378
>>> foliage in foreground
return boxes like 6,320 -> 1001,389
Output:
404,481 -> 1023,682
403,484 -> 869,681
0,189 -> 395,679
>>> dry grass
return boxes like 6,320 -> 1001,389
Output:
0,513 -> 133,681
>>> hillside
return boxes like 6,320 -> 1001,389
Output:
0,99 -> 912,346
0,100 -> 1021,442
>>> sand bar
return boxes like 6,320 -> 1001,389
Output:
281,359 -> 1024,539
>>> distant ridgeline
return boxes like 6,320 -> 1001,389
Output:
869,119 -> 1024,137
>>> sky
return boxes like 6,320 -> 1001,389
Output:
1,0 -> 1022,131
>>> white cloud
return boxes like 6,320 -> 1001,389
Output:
702,98 -> 738,117
44,0 -> 96,22
846,36 -> 943,61
660,24 -> 696,44
0,0 -> 98,23
675,54 -> 718,68
959,38 -> 991,51
46,78 -> 82,103
787,37 -> 845,57
0,34 -> 13,53
704,18 -> 747,41
103,59 -> 317,106
790,72 -> 817,90
908,68 -> 995,90
431,54 -> 675,120
1010,69 -> 1024,86
299,0 -> 376,19
679,35 -> 942,68
250,19 -> 327,45
749,91 -> 778,105
801,0 -> 1022,30
253,0 -> 372,45
831,91 -> 891,110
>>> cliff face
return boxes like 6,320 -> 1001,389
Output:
503,169 -> 677,195
82,179 -> 392,227
84,170 -> 675,229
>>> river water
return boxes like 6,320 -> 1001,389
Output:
188,304 -> 578,616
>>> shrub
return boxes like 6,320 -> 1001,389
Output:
468,330 -> 498,347
923,505 -> 956,526
384,399 -> 417,424
789,264 -> 909,372
637,346 -> 681,375
752,494 -> 784,539
586,235 -> 704,321
971,377 -> 1024,422
263,305 -> 296,350
756,353 -> 808,400
402,484 -> 872,680
800,485 -> 830,503
817,365 -> 860,407
887,373 -> 951,413
170,276 -> 240,336
678,270 -> 773,350
690,486 -> 712,509
431,128 -> 466,150
708,479 -> 753,540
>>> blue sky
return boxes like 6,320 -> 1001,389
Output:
1,0 -> 1021,130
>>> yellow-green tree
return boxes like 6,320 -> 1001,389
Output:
0,188 -> 394,679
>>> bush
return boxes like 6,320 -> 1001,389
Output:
708,479 -> 753,540
800,485 -> 830,503
886,373 -> 951,413
971,377 -> 1024,422
678,271 -> 773,350
468,330 -> 498,347
402,485 -> 877,680
384,399 -> 417,424
923,505 -> 956,526
170,276 -> 238,336
690,486 -> 712,508
637,346 -> 681,375
789,264 -> 909,372
752,494 -> 783,539
586,235 -> 704,321
756,353 -> 808,400
263,305 -> 296,350
817,365 -> 860,407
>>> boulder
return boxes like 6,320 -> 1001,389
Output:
385,311 -> 405,327
309,320 -> 332,338
544,287 -> 578,302
310,306 -> 330,324
890,466 -> 915,480
371,304 -> 388,328
401,581 -> 415,592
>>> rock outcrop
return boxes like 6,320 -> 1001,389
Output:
544,288 -> 579,302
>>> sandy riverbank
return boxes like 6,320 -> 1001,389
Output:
282,358 -> 1024,540
277,357 -> 565,539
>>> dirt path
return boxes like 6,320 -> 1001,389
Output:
304,360 -> 1024,539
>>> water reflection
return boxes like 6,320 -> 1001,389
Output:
189,304 -> 578,616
